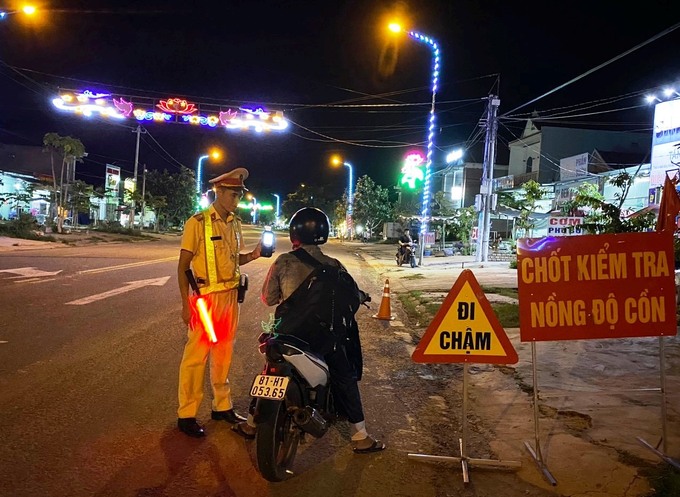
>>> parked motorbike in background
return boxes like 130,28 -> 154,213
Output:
396,242 -> 418,268
250,291 -> 370,482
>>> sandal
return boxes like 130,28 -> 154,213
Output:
231,422 -> 256,440
352,438 -> 386,454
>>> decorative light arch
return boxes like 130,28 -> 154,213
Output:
52,89 -> 289,133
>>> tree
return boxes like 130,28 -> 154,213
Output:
42,133 -> 87,233
446,206 -> 477,254
560,172 -> 656,234
144,167 -> 195,229
281,184 -> 336,222
70,180 -> 94,226
432,191 -> 456,217
393,188 -> 421,219
352,175 -> 393,238
145,193 -> 167,232
334,195 -> 348,234
502,179 -> 546,238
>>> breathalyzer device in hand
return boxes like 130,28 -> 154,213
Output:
260,226 -> 275,258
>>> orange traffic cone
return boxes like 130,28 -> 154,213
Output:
372,279 -> 396,321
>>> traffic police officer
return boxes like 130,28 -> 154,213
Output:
176,167 -> 261,437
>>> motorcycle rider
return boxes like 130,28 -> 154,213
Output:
397,227 -> 414,263
235,207 -> 386,454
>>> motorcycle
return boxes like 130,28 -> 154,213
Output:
250,292 -> 370,482
396,242 -> 418,268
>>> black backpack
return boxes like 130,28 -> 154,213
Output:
274,248 -> 362,356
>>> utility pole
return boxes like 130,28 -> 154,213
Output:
475,95 -> 501,262
140,165 -> 147,231
129,125 -> 145,229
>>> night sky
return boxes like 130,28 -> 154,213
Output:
1,0 -> 679,201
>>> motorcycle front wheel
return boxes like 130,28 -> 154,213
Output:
410,254 -> 417,268
396,252 -> 403,266
256,397 -> 301,482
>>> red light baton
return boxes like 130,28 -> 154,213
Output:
185,269 -> 218,343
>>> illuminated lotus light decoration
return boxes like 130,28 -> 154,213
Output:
157,98 -> 197,114
52,89 -> 289,133
400,151 -> 425,189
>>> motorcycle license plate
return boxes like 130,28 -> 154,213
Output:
250,375 -> 289,400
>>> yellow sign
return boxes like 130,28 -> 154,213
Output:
411,269 -> 518,364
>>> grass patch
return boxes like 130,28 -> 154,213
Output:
482,286 -> 518,299
398,291 -> 423,320
398,290 -> 521,329
643,466 -> 680,497
403,273 -> 426,280
491,303 -> 520,328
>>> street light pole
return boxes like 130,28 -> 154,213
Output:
197,154 -> 209,199
272,193 -> 280,224
343,161 -> 354,240
331,156 -> 355,240
196,150 -> 221,211
390,24 -> 441,265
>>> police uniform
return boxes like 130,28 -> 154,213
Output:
177,168 -> 249,421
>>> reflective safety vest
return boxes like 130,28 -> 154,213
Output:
200,209 -> 241,294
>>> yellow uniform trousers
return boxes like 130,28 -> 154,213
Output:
178,289 -> 240,418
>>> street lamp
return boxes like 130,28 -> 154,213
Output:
0,5 -> 37,18
196,149 -> 221,203
389,22 -> 440,265
251,196 -> 258,224
331,155 -> 354,240
446,148 -> 464,209
272,193 -> 280,225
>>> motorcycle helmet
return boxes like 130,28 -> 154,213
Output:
289,207 -> 330,245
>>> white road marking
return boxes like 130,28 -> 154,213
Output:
0,267 -> 63,278
13,278 -> 60,285
65,276 -> 171,305
77,257 -> 177,275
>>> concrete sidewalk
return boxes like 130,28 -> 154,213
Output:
341,240 -> 519,290
0,235 -> 60,251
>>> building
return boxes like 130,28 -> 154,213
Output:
0,143 -> 53,220
505,117 -> 649,187
435,161 -> 509,209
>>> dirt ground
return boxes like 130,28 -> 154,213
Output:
362,249 -> 680,497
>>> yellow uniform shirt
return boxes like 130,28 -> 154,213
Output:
180,205 -> 244,292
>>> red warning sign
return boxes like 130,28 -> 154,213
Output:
411,269 -> 518,364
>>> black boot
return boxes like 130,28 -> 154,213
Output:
178,417 -> 205,438
211,409 -> 246,424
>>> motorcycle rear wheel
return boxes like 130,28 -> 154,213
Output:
256,398 -> 301,482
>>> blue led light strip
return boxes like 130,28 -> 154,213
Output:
408,31 -> 440,239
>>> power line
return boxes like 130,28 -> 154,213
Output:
501,20 -> 680,117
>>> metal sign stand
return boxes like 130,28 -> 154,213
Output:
636,336 -> 680,470
408,363 -> 521,484
523,343 -> 558,486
